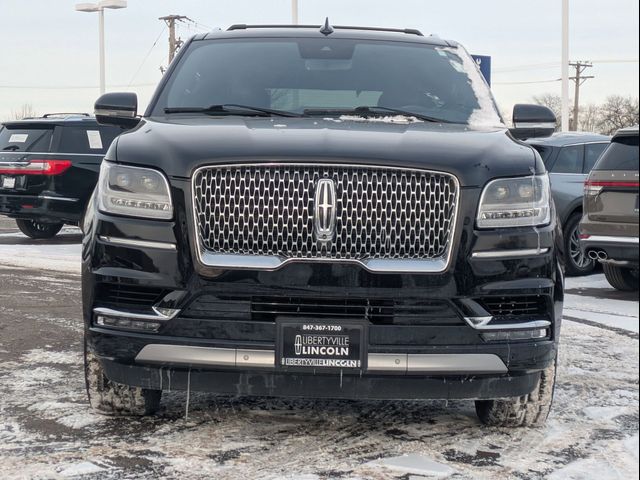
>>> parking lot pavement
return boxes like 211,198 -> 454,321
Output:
0,226 -> 638,479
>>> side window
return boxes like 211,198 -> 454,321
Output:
58,126 -> 120,154
552,145 -> 584,174
584,143 -> 608,173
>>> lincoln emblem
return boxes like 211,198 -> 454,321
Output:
313,178 -> 337,242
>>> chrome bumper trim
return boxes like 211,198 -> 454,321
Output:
464,316 -> 551,331
98,236 -> 177,251
134,345 -> 508,374
198,251 -> 449,273
471,248 -> 550,259
93,306 -> 180,321
38,195 -> 79,202
406,354 -> 507,374
581,235 -> 639,245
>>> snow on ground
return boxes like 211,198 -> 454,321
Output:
0,227 -> 81,273
0,223 -> 637,478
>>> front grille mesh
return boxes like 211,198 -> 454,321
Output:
480,296 -> 548,317
193,164 -> 457,260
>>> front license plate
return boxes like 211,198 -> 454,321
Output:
276,319 -> 367,372
2,177 -> 16,189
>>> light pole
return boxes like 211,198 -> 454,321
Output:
291,0 -> 299,25
76,0 -> 127,95
561,0 -> 570,132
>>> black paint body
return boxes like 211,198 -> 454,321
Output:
82,28 -> 563,400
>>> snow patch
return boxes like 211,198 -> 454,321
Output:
438,46 -> 503,128
624,434 -> 639,462
21,348 -> 80,365
368,453 -> 456,477
0,243 -> 80,273
58,461 -> 105,477
338,114 -> 423,124
583,406 -> 626,422
547,458 -> 622,480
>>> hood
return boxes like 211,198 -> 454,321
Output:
112,116 -> 542,187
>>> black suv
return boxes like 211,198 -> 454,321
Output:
0,114 -> 122,238
82,24 -> 563,427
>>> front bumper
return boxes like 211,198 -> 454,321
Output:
82,183 -> 563,400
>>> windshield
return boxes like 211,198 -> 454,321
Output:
594,135 -> 639,171
152,37 -> 503,126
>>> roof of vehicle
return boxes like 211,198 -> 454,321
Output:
613,125 -> 639,138
526,131 -> 611,147
199,23 -> 454,47
2,114 -> 99,127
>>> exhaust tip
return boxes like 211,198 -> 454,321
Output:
587,250 -> 599,260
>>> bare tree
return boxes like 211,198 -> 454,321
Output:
532,93 -> 563,130
8,103 -> 37,121
597,95 -> 639,135
578,103 -> 601,133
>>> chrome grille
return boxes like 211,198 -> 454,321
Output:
192,164 -> 458,269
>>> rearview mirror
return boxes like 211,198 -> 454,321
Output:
510,104 -> 556,140
94,92 -> 139,129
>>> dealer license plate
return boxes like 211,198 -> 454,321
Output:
276,319 -> 367,372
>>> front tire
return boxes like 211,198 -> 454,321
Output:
564,214 -> 596,276
16,219 -> 63,239
84,340 -> 161,416
475,360 -> 556,428
603,264 -> 639,291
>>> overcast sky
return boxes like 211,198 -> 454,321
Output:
0,0 -> 638,120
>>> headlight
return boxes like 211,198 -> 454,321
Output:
477,174 -> 551,228
97,161 -> 173,219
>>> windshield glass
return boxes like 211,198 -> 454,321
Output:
152,37 -> 503,126
594,135 -> 639,171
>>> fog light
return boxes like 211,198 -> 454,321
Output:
95,314 -> 161,332
482,329 -> 548,342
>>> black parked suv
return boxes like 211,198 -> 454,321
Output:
0,114 -> 122,238
82,24 -> 564,427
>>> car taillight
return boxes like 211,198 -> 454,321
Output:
0,159 -> 72,176
584,179 -> 640,195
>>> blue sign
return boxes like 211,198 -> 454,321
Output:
471,54 -> 492,86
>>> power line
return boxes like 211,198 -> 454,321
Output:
493,79 -> 561,85
0,83 -> 157,90
127,25 -> 167,86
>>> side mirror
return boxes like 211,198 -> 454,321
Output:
510,104 -> 556,140
94,92 -> 139,129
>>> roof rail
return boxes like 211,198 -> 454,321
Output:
227,24 -> 423,36
42,112 -> 90,118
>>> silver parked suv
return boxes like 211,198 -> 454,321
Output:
528,133 -> 610,275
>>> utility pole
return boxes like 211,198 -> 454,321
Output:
569,61 -> 594,131
159,15 -> 190,71
291,0 -> 299,24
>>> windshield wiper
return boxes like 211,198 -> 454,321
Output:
304,106 -> 455,124
164,104 -> 301,117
